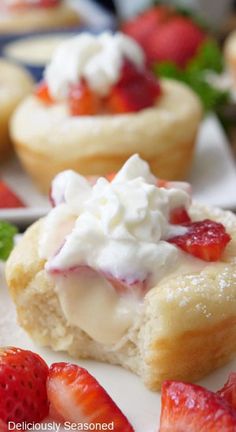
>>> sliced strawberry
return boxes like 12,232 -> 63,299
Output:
105,172 -> 116,182
47,363 -> 134,431
35,81 -> 54,105
69,81 -> 101,116
157,179 -> 170,188
8,0 -> 59,10
106,273 -> 148,296
169,207 -> 191,225
160,380 -> 236,431
145,16 -> 206,68
0,347 -> 49,425
37,0 -> 59,7
0,181 -> 25,209
217,373 -> 236,409
108,71 -> 161,113
168,219 -> 231,261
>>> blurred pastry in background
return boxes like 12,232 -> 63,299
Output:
224,30 -> 236,86
0,0 -> 80,34
0,59 -> 33,162
3,33 -> 74,81
10,31 -> 202,193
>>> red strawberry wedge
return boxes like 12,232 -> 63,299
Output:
218,373 -> 236,409
168,219 -> 231,261
169,207 -> 191,225
160,381 -> 236,431
0,347 -> 49,426
69,81 -> 101,116
47,363 -> 134,431
35,81 -> 54,105
0,181 -> 25,209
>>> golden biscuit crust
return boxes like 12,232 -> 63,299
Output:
0,4 -> 80,33
10,79 -> 202,192
6,204 -> 236,390
0,60 -> 33,161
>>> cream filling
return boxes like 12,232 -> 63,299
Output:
52,267 -> 140,345
50,252 -> 207,346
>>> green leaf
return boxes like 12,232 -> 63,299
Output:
154,39 -> 229,112
188,40 -> 224,74
0,221 -> 18,261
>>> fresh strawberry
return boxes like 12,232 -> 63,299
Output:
160,380 -> 236,431
217,373 -> 236,409
145,16 -> 206,68
9,0 -> 59,9
0,347 -> 49,426
168,219 -> 231,261
47,363 -> 134,431
106,273 -> 148,296
108,67 -> 161,113
105,172 -> 116,182
37,0 -> 59,7
0,181 -> 25,209
121,6 -> 174,55
69,81 -> 101,116
35,81 -> 54,105
169,207 -> 191,225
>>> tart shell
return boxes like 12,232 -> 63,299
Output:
10,79 -> 202,192
0,4 -> 80,33
5,203 -> 236,390
0,59 -> 33,162
224,30 -> 236,85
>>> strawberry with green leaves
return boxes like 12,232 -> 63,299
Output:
122,6 -> 206,68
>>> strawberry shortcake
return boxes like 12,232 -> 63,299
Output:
6,155 -> 236,390
10,32 -> 202,192
0,0 -> 80,34
0,59 -> 33,162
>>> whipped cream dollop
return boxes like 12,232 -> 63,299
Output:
44,32 -> 145,99
39,155 -> 192,345
40,155 -> 190,285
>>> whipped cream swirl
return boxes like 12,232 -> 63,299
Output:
40,155 -> 191,287
44,32 -> 145,99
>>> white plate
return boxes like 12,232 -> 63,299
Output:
1,262 -> 236,432
1,115 -> 236,225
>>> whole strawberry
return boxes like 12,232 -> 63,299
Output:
0,347 -> 49,426
122,7 -> 206,68
146,16 -> 206,68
